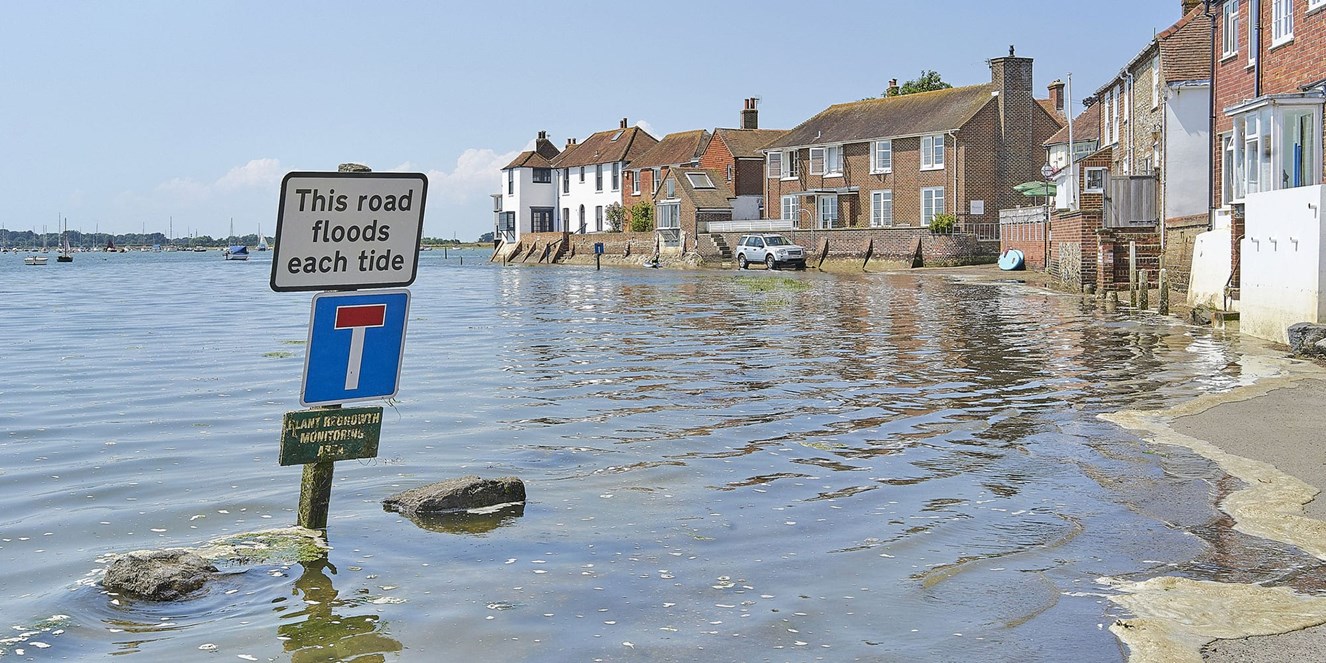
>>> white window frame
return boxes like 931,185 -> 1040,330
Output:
631,170 -> 640,195
1222,1 -> 1239,58
1311,0 -> 1326,11
920,187 -> 944,225
657,202 -> 680,230
767,151 -> 782,178
920,134 -> 945,170
871,139 -> 892,174
1226,101 -> 1323,202
1152,56 -> 1161,109
824,145 -> 843,177
1271,0 -> 1293,46
809,147 -> 825,175
781,195 -> 800,222
870,190 -> 893,227
1084,167 -> 1107,193
816,195 -> 838,228
595,164 -> 604,192
611,163 -> 620,191
783,150 -> 799,179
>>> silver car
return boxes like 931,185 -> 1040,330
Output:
735,234 -> 806,270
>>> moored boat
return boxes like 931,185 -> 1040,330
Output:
223,245 -> 250,261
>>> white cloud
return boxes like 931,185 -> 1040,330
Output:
634,119 -> 658,138
421,147 -> 521,203
215,158 -> 283,191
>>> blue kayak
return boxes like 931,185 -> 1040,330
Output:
998,248 -> 1025,271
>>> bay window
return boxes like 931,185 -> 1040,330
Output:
1224,99 -> 1323,203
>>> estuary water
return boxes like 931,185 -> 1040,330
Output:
0,249 -> 1309,661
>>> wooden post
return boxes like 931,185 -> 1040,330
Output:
1128,241 -> 1138,307
1138,270 -> 1149,310
298,461 -> 335,530
1158,268 -> 1170,315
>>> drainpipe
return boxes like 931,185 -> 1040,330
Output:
1204,0 -> 1216,224
1126,72 -> 1135,174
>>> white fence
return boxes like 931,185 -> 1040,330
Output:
705,219 -> 795,233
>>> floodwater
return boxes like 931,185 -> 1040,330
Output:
0,249 -> 1315,661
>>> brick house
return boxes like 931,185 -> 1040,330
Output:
1196,0 -> 1326,338
761,50 -> 1063,235
496,131 -> 560,243
1091,3 -> 1211,230
622,129 -> 709,223
653,168 -> 735,252
552,119 -> 657,234
696,100 -> 788,221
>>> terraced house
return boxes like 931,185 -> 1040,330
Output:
761,49 -> 1063,234
553,119 -> 657,234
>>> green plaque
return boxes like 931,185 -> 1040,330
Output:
279,406 -> 383,466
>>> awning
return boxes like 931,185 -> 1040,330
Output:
1014,181 -> 1056,197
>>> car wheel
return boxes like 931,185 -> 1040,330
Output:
737,254 -> 748,269
766,255 -> 777,270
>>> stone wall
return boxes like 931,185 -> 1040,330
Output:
1162,213 -> 1209,292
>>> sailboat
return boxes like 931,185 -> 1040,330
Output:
57,219 -> 73,262
257,224 -> 269,251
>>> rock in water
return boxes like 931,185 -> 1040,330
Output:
103,549 -> 218,601
383,476 -> 526,515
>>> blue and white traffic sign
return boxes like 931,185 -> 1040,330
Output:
301,289 -> 411,407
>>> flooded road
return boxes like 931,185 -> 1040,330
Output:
1,251 -> 1314,661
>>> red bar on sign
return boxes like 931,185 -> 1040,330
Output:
335,304 -> 387,329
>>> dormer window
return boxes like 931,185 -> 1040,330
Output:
686,172 -> 714,189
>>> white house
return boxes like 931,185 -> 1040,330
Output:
553,119 -> 657,234
497,131 -> 560,243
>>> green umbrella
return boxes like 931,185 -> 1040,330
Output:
1014,181 -> 1056,196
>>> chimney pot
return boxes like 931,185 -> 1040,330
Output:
620,118 -> 628,129
538,130 -> 547,140
740,98 -> 759,129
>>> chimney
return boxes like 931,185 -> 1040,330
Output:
620,118 -> 628,129
537,130 -> 547,140
1182,0 -> 1201,13
887,79 -> 899,96
566,137 -> 577,148
988,47 -> 1036,213
741,98 -> 759,129
1047,80 -> 1065,113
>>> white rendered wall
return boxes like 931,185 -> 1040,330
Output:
1163,84 -> 1210,220
731,195 -> 762,221
1187,226 -> 1231,309
559,162 -> 623,233
1240,185 -> 1326,344
502,168 -> 558,240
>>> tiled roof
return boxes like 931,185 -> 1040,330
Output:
713,128 -> 789,158
1037,99 -> 1066,123
552,126 -> 658,169
1044,100 -> 1101,146
629,129 -> 709,169
502,136 -> 560,170
1160,7 -> 1212,83
659,168 -> 733,210
764,84 -> 996,149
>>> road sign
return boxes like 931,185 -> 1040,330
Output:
279,406 -> 383,466
301,289 -> 410,406
271,171 -> 428,292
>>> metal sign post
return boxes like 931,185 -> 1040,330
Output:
271,166 -> 426,530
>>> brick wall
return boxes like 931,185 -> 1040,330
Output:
1096,227 -> 1163,293
1049,210 -> 1103,288
695,228 -> 998,267
1000,207 -> 1048,270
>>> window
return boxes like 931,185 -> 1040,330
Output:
825,146 -> 843,176
657,202 -> 680,229
1282,110 -> 1316,188
816,195 -> 838,228
767,151 -> 782,178
1084,167 -> 1107,193
611,163 -> 620,191
1249,0 -> 1259,66
506,169 -> 514,195
784,150 -> 799,178
1222,1 -> 1239,58
531,208 -> 554,233
921,187 -> 944,224
809,147 -> 824,175
631,171 -> 640,195
563,207 -> 570,228
781,195 -> 799,222
577,205 -> 586,233
1124,77 -> 1132,125
1152,56 -> 1160,109
1312,0 -> 1326,11
1272,0 -> 1293,45
1104,90 -> 1113,144
1113,85 -> 1122,142
870,190 -> 893,227
595,205 -> 603,232
686,172 -> 714,188
1222,133 -> 1236,203
665,177 -> 675,198
579,166 -> 585,183
595,164 -> 603,192
726,164 -> 733,182
563,168 -> 570,193
1243,111 -> 1268,196
652,168 -> 661,193
872,140 -> 892,173
533,168 -> 551,184
921,134 -> 944,169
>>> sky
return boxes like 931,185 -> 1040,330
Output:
1,1 -> 1192,242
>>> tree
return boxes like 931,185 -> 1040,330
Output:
886,70 -> 952,97
629,201 -> 654,232
606,203 -> 626,232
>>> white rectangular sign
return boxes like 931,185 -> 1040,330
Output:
270,171 -> 428,292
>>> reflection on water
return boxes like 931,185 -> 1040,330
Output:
391,503 -> 526,535
0,252 -> 1306,661
280,556 -> 402,663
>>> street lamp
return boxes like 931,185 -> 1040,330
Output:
1040,163 -> 1054,271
